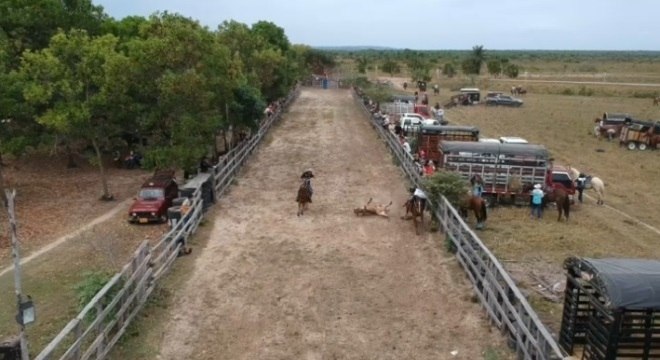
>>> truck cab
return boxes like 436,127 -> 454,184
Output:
128,170 -> 179,224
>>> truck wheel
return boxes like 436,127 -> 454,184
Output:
639,143 -> 648,151
627,142 -> 637,150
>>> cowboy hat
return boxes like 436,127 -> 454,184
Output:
301,169 -> 314,178
534,184 -> 542,189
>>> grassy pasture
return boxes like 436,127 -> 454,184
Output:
361,52 -> 660,332
438,86 -> 660,332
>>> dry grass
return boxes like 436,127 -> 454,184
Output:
444,92 -> 660,331
375,71 -> 660,331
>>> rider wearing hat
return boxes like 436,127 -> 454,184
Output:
409,186 -> 428,208
301,169 -> 314,201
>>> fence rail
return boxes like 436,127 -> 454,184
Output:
33,88 -> 300,360
353,89 -> 567,360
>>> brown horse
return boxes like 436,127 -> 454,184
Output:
653,96 -> 660,106
403,196 -> 425,235
459,194 -> 488,230
296,178 -> 312,216
543,187 -> 570,222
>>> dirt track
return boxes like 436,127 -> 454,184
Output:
156,88 -> 511,359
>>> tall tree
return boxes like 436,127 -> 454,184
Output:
20,29 -> 130,200
126,13 -> 237,171
0,0 -> 106,67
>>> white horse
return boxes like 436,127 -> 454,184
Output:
590,177 -> 605,205
567,165 -> 605,205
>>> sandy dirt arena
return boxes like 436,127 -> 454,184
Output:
156,88 -> 512,360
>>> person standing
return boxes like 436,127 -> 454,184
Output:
402,139 -> 411,154
576,173 -> 587,203
470,174 -> 484,198
530,184 -> 545,219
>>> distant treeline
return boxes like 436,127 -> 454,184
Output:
319,48 -> 660,62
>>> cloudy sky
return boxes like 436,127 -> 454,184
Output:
96,0 -> 659,50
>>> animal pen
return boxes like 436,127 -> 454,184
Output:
560,257 -> 660,360
354,87 -> 566,360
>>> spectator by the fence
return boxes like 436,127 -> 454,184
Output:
412,154 -> 423,175
381,113 -> 390,130
423,160 -> 435,176
402,138 -> 411,154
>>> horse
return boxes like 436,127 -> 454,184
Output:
543,187 -> 570,222
653,96 -> 660,106
590,177 -> 605,205
567,166 -> 605,205
296,178 -> 312,216
459,194 -> 488,229
403,196 -> 425,235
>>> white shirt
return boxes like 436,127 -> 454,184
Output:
414,188 -> 428,199
402,141 -> 411,154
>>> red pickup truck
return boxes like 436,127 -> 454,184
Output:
128,170 -> 178,224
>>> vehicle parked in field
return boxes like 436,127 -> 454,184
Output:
128,169 -> 179,224
435,141 -> 573,204
594,112 -> 632,139
459,88 -> 481,104
499,136 -> 529,144
400,112 -> 447,134
619,120 -> 660,150
485,95 -> 523,107
417,125 -> 480,163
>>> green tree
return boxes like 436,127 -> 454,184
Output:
504,63 -> 520,78
462,45 -> 486,75
20,29 -> 130,200
423,171 -> 469,208
356,56 -> 368,74
442,63 -> 456,78
0,0 -> 107,67
381,59 -> 401,76
487,60 -> 502,76
127,13 -> 237,169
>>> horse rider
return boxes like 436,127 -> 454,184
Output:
470,174 -> 484,198
408,186 -> 428,209
576,173 -> 587,203
301,169 -> 314,201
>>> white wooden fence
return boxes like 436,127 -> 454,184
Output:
32,88 -> 300,360
353,89 -> 567,360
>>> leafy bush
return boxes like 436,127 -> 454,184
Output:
632,91 -> 658,99
503,63 -> 520,78
423,170 -> 469,207
577,86 -> 594,96
74,271 -> 121,321
560,88 -> 575,96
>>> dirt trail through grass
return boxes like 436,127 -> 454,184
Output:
156,88 -> 511,359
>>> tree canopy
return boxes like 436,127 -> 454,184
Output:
0,3 -> 322,199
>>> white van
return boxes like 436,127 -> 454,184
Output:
499,136 -> 529,144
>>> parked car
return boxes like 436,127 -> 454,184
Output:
128,169 -> 179,224
595,112 -> 632,139
400,113 -> 448,133
485,95 -> 523,107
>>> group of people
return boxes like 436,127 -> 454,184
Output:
412,152 -> 436,177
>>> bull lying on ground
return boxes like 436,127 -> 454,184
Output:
354,198 -> 392,218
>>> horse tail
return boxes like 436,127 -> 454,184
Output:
563,197 -> 570,219
480,200 -> 488,221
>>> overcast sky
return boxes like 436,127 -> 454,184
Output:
96,0 -> 660,51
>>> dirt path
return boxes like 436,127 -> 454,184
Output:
156,88 -> 511,359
